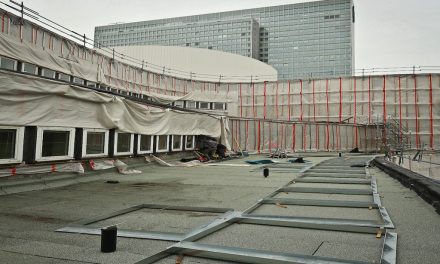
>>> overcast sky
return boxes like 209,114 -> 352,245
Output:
18,0 -> 440,70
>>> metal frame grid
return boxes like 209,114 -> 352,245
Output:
134,212 -> 397,264
56,204 -> 234,242
58,156 -> 397,264
241,163 -> 394,231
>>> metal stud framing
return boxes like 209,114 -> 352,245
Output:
59,155 -> 397,264
56,204 -> 234,242
136,241 -> 373,264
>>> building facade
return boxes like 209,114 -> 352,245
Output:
95,0 -> 354,80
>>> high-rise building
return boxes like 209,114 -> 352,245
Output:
94,0 -> 354,80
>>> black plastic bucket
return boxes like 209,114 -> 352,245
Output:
101,226 -> 117,253
263,168 -> 269,177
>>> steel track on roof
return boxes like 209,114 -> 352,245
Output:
58,156 -> 397,264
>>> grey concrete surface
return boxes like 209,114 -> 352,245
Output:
197,223 -> 382,263
90,209 -> 224,234
0,154 -> 439,264
369,166 -> 440,264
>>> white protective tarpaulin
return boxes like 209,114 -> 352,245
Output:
0,70 -> 228,141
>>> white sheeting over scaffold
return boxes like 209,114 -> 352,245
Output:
0,8 -> 438,152
0,71 -> 228,142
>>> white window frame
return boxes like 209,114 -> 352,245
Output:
171,135 -> 183,151
198,101 -> 211,110
212,102 -> 226,111
0,56 -> 18,71
114,131 -> 134,156
155,135 -> 169,153
86,81 -> 97,88
185,101 -> 197,109
57,72 -> 71,82
21,62 -> 38,75
173,101 -> 184,107
35,126 -> 75,162
82,128 -> 109,158
41,68 -> 56,79
72,77 -> 85,85
137,134 -> 154,154
184,135 -> 195,150
0,126 -> 24,164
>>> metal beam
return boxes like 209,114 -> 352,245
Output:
294,178 -> 371,184
372,193 -> 394,228
280,187 -> 373,195
56,226 -> 183,241
261,198 -> 378,208
239,214 -> 387,234
381,232 -> 398,264
134,247 -> 178,264
314,164 -> 365,168
307,168 -> 366,173
303,173 -> 367,179
371,177 -> 378,193
182,211 -> 241,242
57,204 -> 235,241
299,173 -> 367,179
135,241 -> 371,264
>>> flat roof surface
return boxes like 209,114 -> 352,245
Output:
0,154 -> 439,263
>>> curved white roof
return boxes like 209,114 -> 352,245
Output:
112,45 -> 277,83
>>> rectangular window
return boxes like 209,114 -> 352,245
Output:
156,135 -> 169,153
138,134 -> 153,154
198,102 -> 210,110
82,129 -> 109,157
0,129 -> 15,159
72,77 -> 85,85
98,84 -> 109,90
36,127 -> 75,161
57,73 -> 71,82
42,132 -> 69,156
41,68 -> 56,79
185,101 -> 197,109
171,135 -> 183,151
21,63 -> 38,75
173,101 -> 184,107
212,102 -> 225,110
0,126 -> 24,164
0,57 -> 17,70
119,90 -> 128,96
114,132 -> 133,155
86,81 -> 97,88
184,135 -> 195,150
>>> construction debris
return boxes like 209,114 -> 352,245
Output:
90,160 -> 141,174
0,163 -> 84,178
